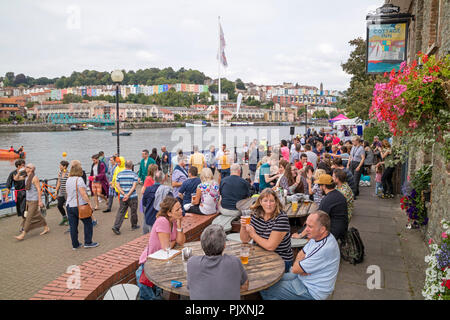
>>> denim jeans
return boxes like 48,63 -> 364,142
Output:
260,272 -> 315,300
284,260 -> 293,273
135,264 -> 163,300
67,205 -> 93,248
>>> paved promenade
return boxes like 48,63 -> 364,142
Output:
0,173 -> 427,300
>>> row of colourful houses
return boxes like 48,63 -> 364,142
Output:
48,83 -> 210,100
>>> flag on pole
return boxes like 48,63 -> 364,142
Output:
218,22 -> 228,67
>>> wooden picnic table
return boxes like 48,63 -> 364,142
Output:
143,240 -> 285,298
285,201 -> 318,218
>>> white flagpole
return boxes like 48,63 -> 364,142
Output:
218,16 -> 222,149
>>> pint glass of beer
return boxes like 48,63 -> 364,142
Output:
242,210 -> 251,225
240,246 -> 250,265
292,200 -> 298,212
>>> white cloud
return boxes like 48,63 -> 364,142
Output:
0,0 -> 385,91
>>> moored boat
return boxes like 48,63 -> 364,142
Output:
230,122 -> 254,126
0,149 -> 26,159
112,132 -> 132,136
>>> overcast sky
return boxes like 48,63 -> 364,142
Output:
0,0 -> 384,91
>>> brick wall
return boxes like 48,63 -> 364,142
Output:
30,213 -> 218,300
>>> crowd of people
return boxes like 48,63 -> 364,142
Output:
4,128 -> 395,300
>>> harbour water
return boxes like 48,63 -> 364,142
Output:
0,125 -> 324,180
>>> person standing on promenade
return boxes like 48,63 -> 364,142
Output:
55,160 -> 69,226
142,171 -> 173,234
103,155 -> 118,213
112,160 -> 140,235
14,163 -> 50,241
89,154 -> 109,211
138,150 -> 155,184
189,145 -> 206,176
204,145 -> 217,177
6,159 -> 27,231
65,160 -> 98,249
347,136 -> 365,199
160,146 -> 170,180
150,148 -> 161,170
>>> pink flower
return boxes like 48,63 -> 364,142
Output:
409,120 -> 418,129
442,232 -> 448,239
428,238 -> 433,244
423,76 -> 434,83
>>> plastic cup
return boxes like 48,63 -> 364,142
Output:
240,246 -> 250,265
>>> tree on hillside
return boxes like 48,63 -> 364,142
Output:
329,110 -> 339,119
340,37 -> 386,120
236,78 -> 246,90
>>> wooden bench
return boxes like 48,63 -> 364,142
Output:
103,284 -> 140,300
212,214 -> 238,233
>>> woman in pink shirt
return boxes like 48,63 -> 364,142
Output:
136,196 -> 186,300
280,140 -> 290,162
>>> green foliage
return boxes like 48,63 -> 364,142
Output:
207,78 -> 236,100
329,110 -> 339,119
340,38 -> 387,120
363,123 -> 388,143
313,110 -> 328,119
63,93 -> 83,103
411,164 -> 433,193
246,96 -> 261,106
3,67 -> 210,88
236,78 -> 246,90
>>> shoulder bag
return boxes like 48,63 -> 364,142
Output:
76,178 -> 93,219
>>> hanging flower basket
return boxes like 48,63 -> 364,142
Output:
369,53 -> 450,160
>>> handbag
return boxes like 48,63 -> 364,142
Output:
76,178 -> 93,219
139,244 -> 154,287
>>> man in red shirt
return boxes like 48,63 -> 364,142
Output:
295,153 -> 313,170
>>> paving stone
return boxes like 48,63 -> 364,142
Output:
384,270 -> 411,291
331,281 -> 411,300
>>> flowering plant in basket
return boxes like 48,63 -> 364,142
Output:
423,219 -> 450,300
369,52 -> 450,160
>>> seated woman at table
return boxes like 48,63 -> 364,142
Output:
273,159 -> 289,189
187,224 -> 249,300
185,168 -> 220,215
136,196 -> 186,300
287,163 -> 308,195
240,188 -> 293,272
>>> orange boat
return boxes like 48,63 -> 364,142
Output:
0,149 -> 26,159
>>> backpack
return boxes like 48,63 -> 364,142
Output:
339,227 -> 365,265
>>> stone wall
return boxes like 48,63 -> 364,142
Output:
427,143 -> 449,241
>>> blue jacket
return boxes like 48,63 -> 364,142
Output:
142,183 -> 173,226
142,184 -> 161,227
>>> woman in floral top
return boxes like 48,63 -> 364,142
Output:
333,169 -> 354,221
186,168 -> 220,215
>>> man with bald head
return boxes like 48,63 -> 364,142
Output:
112,160 -> 140,235
219,164 -> 251,215
260,211 -> 340,300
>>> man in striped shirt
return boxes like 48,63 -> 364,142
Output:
112,160 -> 140,235
260,211 -> 340,300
